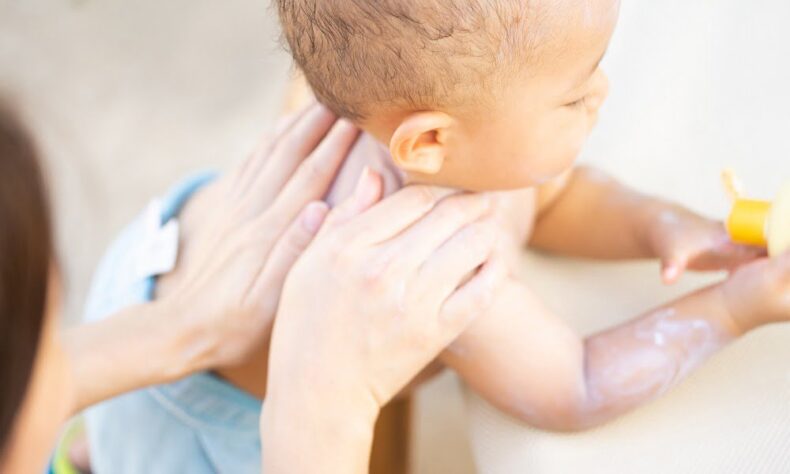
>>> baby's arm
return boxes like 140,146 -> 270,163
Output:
530,167 -> 658,259
441,253 -> 789,431
530,167 -> 761,282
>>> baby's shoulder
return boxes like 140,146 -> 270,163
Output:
492,187 -> 537,246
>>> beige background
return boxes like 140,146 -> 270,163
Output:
1,1 -> 788,473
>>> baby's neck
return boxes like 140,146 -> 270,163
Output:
365,133 -> 406,185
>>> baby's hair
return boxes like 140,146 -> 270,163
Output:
276,0 -> 539,120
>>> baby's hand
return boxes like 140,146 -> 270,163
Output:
721,251 -> 790,332
646,204 -> 764,284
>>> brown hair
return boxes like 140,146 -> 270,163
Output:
0,102 -> 53,448
276,0 -> 538,120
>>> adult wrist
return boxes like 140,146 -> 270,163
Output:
264,377 -> 380,431
148,296 -> 213,380
262,385 -> 378,473
60,299 -> 209,412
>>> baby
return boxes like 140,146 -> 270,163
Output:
268,0 -> 789,430
83,0 -> 789,471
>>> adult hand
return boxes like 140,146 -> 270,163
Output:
159,103 -> 365,370
263,169 -> 506,473
66,103 -> 362,412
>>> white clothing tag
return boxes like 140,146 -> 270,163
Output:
133,199 -> 181,280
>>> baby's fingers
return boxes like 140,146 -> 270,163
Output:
768,249 -> 790,282
661,238 -> 765,284
712,241 -> 766,268
689,240 -> 766,273
762,250 -> 790,319
657,237 -> 694,283
660,256 -> 687,285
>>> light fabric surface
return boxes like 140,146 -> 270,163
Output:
468,2 -> 790,472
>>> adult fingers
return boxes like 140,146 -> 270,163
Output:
436,257 -> 507,345
235,104 -> 315,193
266,119 -> 360,229
384,193 -> 492,269
317,167 -> 384,237
413,218 -> 499,305
341,185 -> 458,245
249,104 -> 337,207
246,201 -> 330,314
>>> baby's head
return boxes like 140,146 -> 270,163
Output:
277,0 -> 619,190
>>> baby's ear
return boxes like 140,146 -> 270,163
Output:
389,112 -> 453,174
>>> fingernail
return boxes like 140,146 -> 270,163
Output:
482,260 -> 499,291
663,265 -> 679,281
475,259 -> 501,310
302,201 -> 328,233
336,118 -> 355,130
354,166 -> 373,201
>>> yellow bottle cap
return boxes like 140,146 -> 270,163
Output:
726,199 -> 771,247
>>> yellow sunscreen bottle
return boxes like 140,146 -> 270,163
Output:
723,169 -> 790,256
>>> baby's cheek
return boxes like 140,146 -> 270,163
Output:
545,121 -> 587,178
